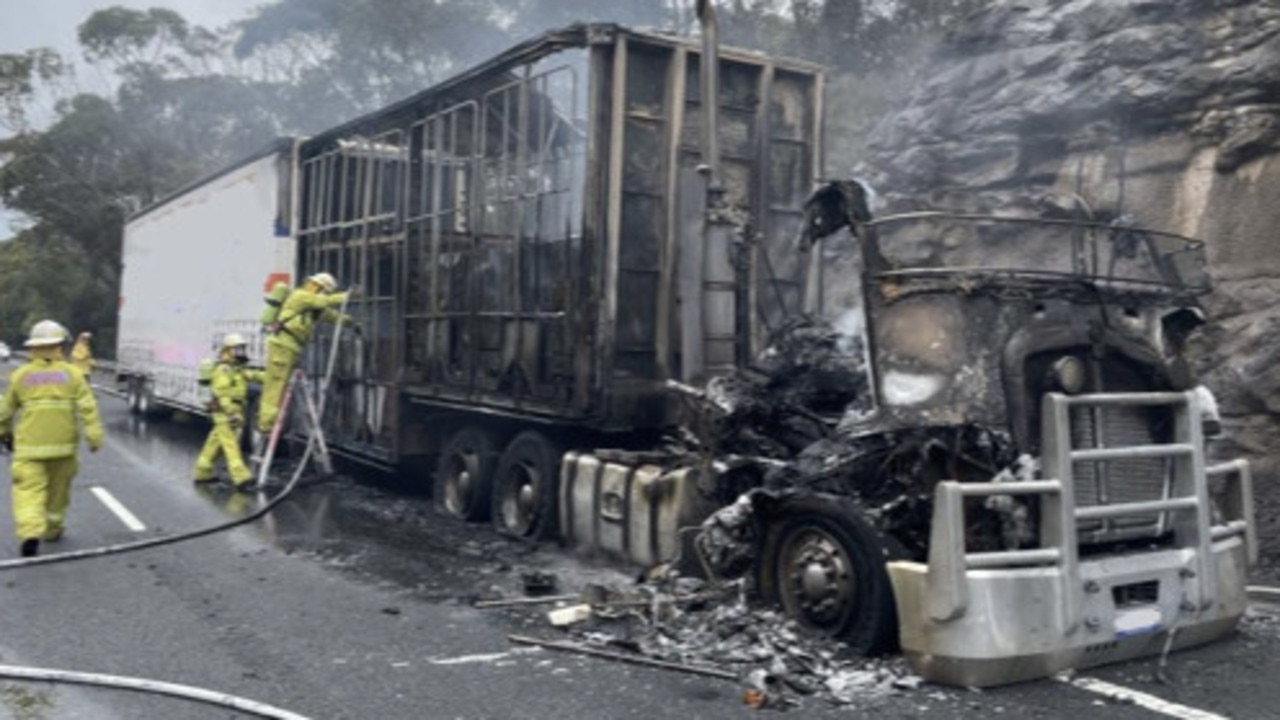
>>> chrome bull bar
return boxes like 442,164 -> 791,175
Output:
889,391 -> 1255,687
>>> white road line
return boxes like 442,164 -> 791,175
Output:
427,649 -> 540,666
89,487 -> 147,532
1066,676 -> 1229,720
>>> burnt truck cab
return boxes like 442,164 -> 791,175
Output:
793,182 -> 1257,686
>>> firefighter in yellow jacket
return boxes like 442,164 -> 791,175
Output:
0,320 -> 103,557
255,272 -> 354,435
70,331 -> 94,376
194,333 -> 264,491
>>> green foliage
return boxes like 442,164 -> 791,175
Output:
78,7 -> 190,65
232,0 -> 509,127
0,228 -> 104,351
0,48 -> 68,132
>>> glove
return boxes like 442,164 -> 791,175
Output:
351,322 -> 364,337
228,415 -> 243,430
88,438 -> 102,453
0,434 -> 12,454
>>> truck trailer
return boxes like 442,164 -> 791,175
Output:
116,19 -> 1256,688
117,138 -> 298,422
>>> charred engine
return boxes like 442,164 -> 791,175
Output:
687,182 -> 1215,580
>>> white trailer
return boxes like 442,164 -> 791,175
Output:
116,139 -> 297,417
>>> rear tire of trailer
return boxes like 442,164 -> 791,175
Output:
757,495 -> 902,656
126,381 -> 141,415
135,380 -> 160,419
491,431 -> 563,541
434,426 -> 497,522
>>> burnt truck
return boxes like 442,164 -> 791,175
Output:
120,17 -> 1255,687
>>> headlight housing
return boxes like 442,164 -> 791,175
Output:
1050,356 -> 1086,394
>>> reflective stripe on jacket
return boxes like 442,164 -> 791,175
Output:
0,360 -> 103,459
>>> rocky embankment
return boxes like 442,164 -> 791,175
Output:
853,0 -> 1280,566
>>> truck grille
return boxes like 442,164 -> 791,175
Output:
1070,401 -> 1173,543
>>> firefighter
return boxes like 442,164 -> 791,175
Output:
255,272 -> 355,435
0,320 -> 103,557
194,333 -> 264,491
70,331 -> 94,377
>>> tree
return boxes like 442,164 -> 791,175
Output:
0,227 -> 100,349
0,48 -> 70,134
232,0 -> 510,130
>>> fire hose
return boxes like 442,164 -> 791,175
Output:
0,376 -> 318,719
0,293 -> 355,719
0,665 -> 310,720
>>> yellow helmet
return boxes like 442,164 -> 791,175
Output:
25,319 -> 68,347
308,272 -> 337,292
221,332 -> 248,351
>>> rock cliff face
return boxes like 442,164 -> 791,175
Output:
852,0 -> 1280,568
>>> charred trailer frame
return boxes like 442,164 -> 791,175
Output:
289,24 -> 823,534
792,200 -> 1257,685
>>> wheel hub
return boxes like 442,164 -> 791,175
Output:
517,483 -> 535,516
783,530 -> 856,629
502,463 -> 540,534
444,453 -> 476,515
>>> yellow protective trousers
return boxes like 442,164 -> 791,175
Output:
256,344 -> 299,434
12,456 -> 78,541
193,417 -> 252,485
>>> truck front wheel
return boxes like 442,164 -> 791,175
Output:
491,431 -> 562,540
757,496 -> 902,655
434,426 -> 497,522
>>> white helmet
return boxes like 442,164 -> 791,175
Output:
221,332 -> 248,351
308,272 -> 337,292
25,320 -> 68,348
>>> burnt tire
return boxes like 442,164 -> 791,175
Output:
434,426 -> 497,522
491,431 -> 562,540
757,495 -> 902,656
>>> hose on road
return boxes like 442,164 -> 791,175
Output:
0,303 -> 356,719
0,293 -> 355,571
0,664 -> 313,720
0,439 -> 315,571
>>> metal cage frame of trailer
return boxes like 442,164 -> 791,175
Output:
291,24 -> 826,464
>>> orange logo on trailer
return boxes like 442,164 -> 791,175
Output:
263,273 -> 291,292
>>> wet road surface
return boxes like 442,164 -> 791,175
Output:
0,383 -> 1277,718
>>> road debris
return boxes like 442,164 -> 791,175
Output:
531,575 -> 926,709
507,634 -> 737,680
547,604 -> 593,627
472,594 -> 580,609
522,570 -> 558,595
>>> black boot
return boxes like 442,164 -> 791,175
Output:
19,538 -> 39,558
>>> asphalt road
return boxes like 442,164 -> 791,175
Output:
0,383 -> 1276,719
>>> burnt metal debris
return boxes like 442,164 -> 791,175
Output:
668,314 -> 1025,574
509,317 -> 1025,706
530,576 -> 928,710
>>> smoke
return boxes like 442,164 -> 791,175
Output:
833,307 -> 864,356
